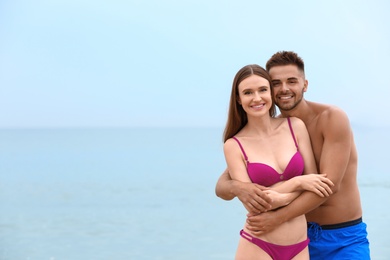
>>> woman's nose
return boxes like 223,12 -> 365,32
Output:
253,92 -> 262,101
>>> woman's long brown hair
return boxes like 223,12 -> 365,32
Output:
223,64 -> 276,142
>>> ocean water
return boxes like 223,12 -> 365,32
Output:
0,126 -> 388,260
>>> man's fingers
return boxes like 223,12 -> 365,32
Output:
255,197 -> 273,210
255,190 -> 273,204
248,202 -> 262,214
245,220 -> 266,236
250,200 -> 268,213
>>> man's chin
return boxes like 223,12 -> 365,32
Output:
276,105 -> 294,111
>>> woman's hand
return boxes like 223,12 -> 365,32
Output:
297,174 -> 334,197
263,190 -> 291,209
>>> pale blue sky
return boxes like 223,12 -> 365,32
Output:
1,0 -> 389,128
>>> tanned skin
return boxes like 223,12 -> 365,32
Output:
215,64 -> 363,235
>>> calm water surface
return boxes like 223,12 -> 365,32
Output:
0,127 -> 388,259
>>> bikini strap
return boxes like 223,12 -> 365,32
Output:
287,117 -> 299,150
240,229 -> 254,243
232,136 -> 249,162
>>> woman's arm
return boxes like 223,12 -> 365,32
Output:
223,138 -> 268,214
269,174 -> 333,197
223,138 -> 252,183
262,189 -> 301,210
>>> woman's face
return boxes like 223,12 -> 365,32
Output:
237,75 -> 272,118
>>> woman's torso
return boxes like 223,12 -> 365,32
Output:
234,117 -> 307,244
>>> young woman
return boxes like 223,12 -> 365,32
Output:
223,64 -> 333,260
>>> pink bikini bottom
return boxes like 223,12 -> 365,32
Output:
240,230 -> 310,260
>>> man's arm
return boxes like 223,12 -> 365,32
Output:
215,168 -> 237,200
215,169 -> 272,213
246,190 -> 327,235
316,108 -> 352,193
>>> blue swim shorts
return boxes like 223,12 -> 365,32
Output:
307,217 -> 370,259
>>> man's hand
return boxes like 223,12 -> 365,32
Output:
245,211 -> 282,235
215,170 -> 272,213
234,182 -> 272,214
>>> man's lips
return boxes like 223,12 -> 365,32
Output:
278,95 -> 293,100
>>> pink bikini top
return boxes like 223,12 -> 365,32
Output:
232,118 -> 304,187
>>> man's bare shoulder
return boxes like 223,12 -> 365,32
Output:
309,101 -> 349,125
310,103 -> 352,139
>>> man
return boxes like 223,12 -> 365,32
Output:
215,51 -> 370,259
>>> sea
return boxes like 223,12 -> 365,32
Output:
0,126 -> 388,260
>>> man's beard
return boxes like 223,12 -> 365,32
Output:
275,90 -> 304,112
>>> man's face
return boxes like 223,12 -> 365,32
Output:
268,65 -> 308,111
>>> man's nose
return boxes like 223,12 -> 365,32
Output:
281,83 -> 289,91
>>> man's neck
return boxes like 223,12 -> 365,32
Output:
279,100 -> 315,125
